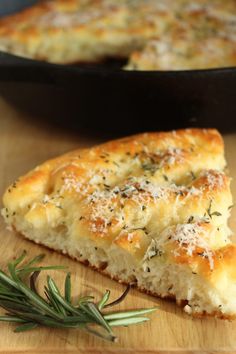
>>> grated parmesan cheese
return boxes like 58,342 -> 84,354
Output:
200,170 -> 225,190
50,144 -> 226,242
148,223 -> 215,270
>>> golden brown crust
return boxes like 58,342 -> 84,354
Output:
3,128 -> 228,238
2,128 -> 235,318
0,0 -> 236,69
2,128 -> 229,254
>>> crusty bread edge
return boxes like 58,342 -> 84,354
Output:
13,229 -> 234,321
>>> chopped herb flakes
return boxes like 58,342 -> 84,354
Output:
207,200 -> 222,218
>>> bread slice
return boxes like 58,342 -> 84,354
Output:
2,129 -> 236,318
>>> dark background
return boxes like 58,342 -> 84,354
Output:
0,0 -> 37,16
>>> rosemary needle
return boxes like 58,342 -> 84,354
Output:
0,252 -> 157,341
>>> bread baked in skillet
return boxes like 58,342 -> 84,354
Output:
0,0 -> 236,70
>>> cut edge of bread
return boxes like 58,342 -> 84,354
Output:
8,223 -> 236,321
1,129 -> 235,319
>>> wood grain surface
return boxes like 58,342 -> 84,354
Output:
0,97 -> 236,353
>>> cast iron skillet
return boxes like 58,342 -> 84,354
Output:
0,1 -> 235,133
0,51 -> 236,133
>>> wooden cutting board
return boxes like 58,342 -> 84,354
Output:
1,97 -> 236,354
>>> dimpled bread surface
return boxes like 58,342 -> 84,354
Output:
2,128 -> 236,318
1,0 -> 236,70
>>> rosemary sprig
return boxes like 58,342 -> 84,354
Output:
0,252 -> 156,342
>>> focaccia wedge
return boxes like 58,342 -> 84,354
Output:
2,129 -> 236,318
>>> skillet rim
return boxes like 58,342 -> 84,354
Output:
1,50 -> 236,79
